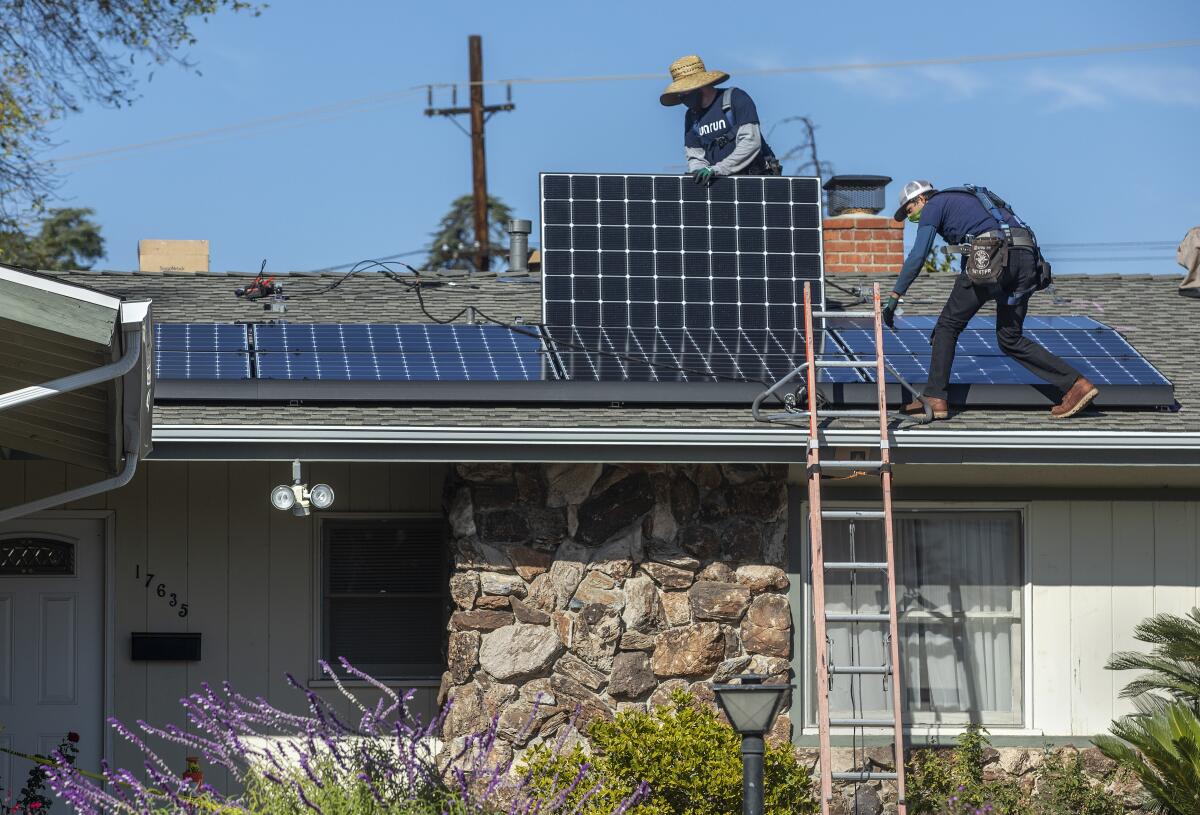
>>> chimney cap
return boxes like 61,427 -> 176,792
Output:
824,175 -> 892,190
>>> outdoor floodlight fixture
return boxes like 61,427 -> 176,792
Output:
712,674 -> 791,815
270,459 -> 335,517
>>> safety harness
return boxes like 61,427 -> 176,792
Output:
940,185 -> 1051,296
691,88 -> 782,176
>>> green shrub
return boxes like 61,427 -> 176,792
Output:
521,689 -> 818,815
906,726 -> 1123,815
1030,750 -> 1122,815
905,726 -> 1023,815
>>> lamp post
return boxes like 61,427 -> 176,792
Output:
713,674 -> 791,815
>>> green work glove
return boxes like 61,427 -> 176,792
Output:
693,167 -> 717,187
882,294 -> 900,329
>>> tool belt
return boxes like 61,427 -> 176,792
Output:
946,228 -> 1037,286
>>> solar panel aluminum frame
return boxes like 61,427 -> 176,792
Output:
154,376 -> 857,405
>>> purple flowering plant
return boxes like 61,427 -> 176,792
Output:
43,658 -> 647,815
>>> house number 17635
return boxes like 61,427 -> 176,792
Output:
134,564 -> 189,617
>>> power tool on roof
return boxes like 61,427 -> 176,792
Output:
235,261 -> 288,314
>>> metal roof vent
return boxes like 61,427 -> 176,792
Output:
824,175 -> 892,217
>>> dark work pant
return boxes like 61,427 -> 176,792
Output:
924,249 -> 1081,401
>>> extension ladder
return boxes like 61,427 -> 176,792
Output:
753,282 -> 921,815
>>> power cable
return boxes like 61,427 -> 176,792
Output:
305,249 -> 427,274
48,39 -> 1200,164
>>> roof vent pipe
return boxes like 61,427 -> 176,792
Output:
508,219 -> 532,273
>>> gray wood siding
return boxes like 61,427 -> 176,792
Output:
0,459 -> 448,778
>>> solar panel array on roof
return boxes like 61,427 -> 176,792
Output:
148,174 -> 1173,409
153,315 -> 1175,408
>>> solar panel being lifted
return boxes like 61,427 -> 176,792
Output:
541,173 -> 824,333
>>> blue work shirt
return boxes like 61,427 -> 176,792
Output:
684,87 -> 760,166
893,190 -> 1023,295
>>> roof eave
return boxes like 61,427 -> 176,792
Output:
148,424 -> 1200,466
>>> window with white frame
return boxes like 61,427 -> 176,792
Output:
320,517 -> 449,679
814,511 -> 1024,726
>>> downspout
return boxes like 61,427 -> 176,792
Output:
0,453 -> 139,523
0,319 -> 146,523
0,331 -> 142,412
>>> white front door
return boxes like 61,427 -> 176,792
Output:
0,518 -> 104,792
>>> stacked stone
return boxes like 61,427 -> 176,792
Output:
440,462 -> 793,754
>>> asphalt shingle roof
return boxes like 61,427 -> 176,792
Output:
50,268 -> 1197,435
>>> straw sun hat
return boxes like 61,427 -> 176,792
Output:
660,55 -> 729,106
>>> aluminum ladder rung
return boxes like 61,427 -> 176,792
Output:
832,771 -> 899,782
815,359 -> 878,368
812,310 -> 875,318
826,612 -> 892,622
792,410 -> 883,418
819,460 -> 885,470
824,561 -> 889,571
829,718 -> 896,728
829,664 -> 891,675
797,282 -> 907,815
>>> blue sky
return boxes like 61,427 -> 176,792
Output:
46,0 -> 1200,276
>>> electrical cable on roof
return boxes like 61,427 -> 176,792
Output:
286,257 -> 781,387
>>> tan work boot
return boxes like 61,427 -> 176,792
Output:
1050,377 -> 1099,419
902,397 -> 949,421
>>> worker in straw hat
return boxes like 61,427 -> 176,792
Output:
661,55 -> 781,185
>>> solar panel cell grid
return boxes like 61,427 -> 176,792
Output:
155,351 -> 250,380
541,173 -> 824,335
251,324 -> 551,382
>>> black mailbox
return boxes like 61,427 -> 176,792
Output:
131,632 -> 201,661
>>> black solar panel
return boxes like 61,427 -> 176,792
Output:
252,324 -> 552,382
153,323 -> 251,380
541,173 -> 824,333
829,317 -> 1174,401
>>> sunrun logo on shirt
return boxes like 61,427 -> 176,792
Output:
697,118 -> 728,137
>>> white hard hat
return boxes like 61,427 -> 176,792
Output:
893,179 -> 936,221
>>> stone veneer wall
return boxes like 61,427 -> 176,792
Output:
439,462 -> 794,754
436,461 -> 1151,814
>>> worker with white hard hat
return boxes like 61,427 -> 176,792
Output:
661,55 -> 781,185
886,180 -> 1099,421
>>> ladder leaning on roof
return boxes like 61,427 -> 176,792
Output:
752,282 -> 925,815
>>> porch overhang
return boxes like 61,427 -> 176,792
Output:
0,264 -> 153,477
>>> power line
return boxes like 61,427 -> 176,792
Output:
430,38 -> 1200,89
1048,256 -> 1176,262
1041,240 -> 1179,249
48,38 -> 1200,165
52,88 -> 425,164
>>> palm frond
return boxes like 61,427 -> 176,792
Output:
1096,700 -> 1200,813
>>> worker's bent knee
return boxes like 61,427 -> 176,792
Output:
996,327 -> 1025,350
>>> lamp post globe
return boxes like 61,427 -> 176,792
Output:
713,674 -> 790,815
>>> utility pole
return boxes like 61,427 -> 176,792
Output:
425,35 -> 514,272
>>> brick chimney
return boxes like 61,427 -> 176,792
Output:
822,215 -> 905,275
